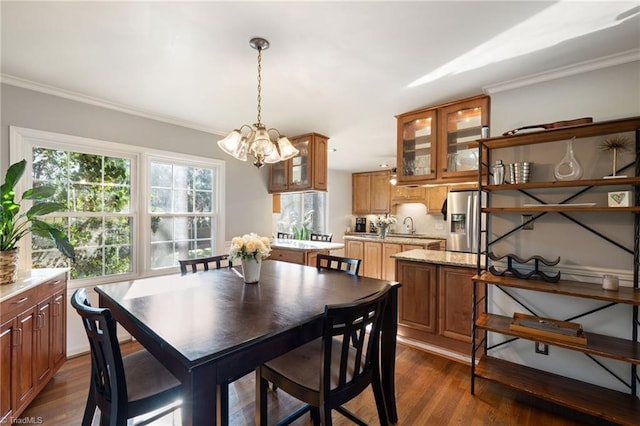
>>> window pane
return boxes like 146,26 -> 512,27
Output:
150,216 -> 173,242
105,217 -> 132,245
194,168 -> 212,190
151,163 -> 172,187
151,188 -> 172,212
104,185 -> 130,213
151,242 -> 174,268
104,157 -> 130,185
195,191 -> 212,213
73,247 -> 105,279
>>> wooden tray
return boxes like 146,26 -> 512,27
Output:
510,313 -> 587,345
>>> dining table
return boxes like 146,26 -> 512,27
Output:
95,259 -> 400,426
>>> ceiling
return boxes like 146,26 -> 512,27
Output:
2,1 -> 639,172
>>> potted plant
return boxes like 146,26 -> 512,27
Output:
0,159 -> 75,285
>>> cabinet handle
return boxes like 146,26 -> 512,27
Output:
49,280 -> 62,285
12,297 -> 29,305
13,328 -> 22,347
35,313 -> 43,330
53,301 -> 61,317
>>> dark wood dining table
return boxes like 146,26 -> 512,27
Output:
95,260 -> 400,425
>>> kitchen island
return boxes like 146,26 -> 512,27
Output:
390,248 -> 483,362
270,239 -> 344,267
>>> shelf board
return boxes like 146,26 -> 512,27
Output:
473,272 -> 640,305
483,206 -> 640,213
484,176 -> 640,191
479,117 -> 640,149
477,313 -> 640,364
475,355 -> 640,426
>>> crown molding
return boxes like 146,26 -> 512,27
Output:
483,49 -> 640,94
0,74 -> 225,136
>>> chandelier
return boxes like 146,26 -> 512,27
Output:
217,37 -> 298,168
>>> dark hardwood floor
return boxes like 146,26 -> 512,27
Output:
18,341 -> 609,425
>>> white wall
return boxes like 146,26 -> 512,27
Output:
484,60 -> 640,391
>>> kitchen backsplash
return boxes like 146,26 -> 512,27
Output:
352,203 -> 448,238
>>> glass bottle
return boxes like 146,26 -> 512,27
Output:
554,137 -> 583,181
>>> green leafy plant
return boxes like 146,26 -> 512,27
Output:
0,159 -> 75,258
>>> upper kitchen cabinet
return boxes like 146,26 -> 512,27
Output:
397,95 -> 489,185
268,132 -> 328,193
352,170 -> 391,214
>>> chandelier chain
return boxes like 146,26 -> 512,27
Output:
256,47 -> 262,125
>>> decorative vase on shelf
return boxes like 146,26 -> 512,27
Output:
241,258 -> 262,284
554,137 -> 583,181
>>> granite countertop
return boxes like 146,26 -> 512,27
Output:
271,239 -> 345,252
391,249 -> 483,268
0,268 -> 70,302
343,233 -> 445,245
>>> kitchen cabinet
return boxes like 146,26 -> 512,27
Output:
270,247 -> 329,266
426,185 -> 448,214
390,185 -> 426,203
363,241 -> 383,279
382,242 -> 443,281
345,240 -> 364,270
269,132 -> 328,193
472,116 -> 640,425
0,272 -> 67,423
396,94 -> 489,185
396,260 -> 481,357
352,171 -> 391,214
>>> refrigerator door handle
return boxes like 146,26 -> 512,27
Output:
470,192 -> 478,252
466,194 -> 473,250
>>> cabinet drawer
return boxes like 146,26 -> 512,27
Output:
270,248 -> 305,265
1,287 -> 39,322
36,276 -> 66,301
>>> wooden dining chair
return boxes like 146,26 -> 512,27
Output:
310,233 -> 333,242
71,288 -> 182,426
256,285 -> 391,426
277,232 -> 294,239
178,254 -> 231,275
316,253 -> 361,276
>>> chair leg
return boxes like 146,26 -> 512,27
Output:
321,404 -> 332,426
372,370 -> 389,426
255,368 -> 269,426
218,382 -> 229,425
81,388 -> 96,426
311,407 -> 321,426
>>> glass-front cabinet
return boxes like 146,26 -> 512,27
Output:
396,95 -> 489,185
397,109 -> 437,183
268,132 -> 328,193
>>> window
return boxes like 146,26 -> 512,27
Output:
149,159 -> 220,268
276,192 -> 326,238
10,126 -> 224,282
31,148 -> 134,280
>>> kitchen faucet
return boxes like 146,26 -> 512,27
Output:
403,216 -> 415,234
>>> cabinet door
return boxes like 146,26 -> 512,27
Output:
305,250 -> 328,267
363,242 -> 382,279
352,174 -> 371,214
396,260 -> 437,334
391,186 -> 426,202
269,161 -> 289,193
438,266 -> 480,343
35,298 -> 52,385
426,186 -> 448,214
397,109 -> 438,184
312,135 -> 328,191
0,317 -> 16,422
370,173 -> 391,214
345,240 -> 364,275
382,243 -> 403,281
438,96 -> 489,180
14,307 -> 36,411
51,290 -> 66,368
289,137 -> 311,191
270,248 -> 305,264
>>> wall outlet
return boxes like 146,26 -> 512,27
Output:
535,342 -> 549,355
522,214 -> 534,230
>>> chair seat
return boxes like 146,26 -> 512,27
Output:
124,350 -> 182,402
263,338 -> 358,392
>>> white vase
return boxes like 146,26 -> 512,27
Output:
241,257 -> 262,284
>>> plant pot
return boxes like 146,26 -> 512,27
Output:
241,257 -> 262,284
0,248 -> 19,285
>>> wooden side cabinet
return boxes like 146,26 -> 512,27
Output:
352,171 -> 391,214
396,260 -> 480,357
0,272 -> 67,423
268,132 -> 328,193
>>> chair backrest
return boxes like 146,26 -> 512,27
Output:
310,233 -> 333,242
277,232 -> 294,240
178,254 -> 231,275
316,254 -> 361,276
321,285 -> 390,398
71,288 -> 128,422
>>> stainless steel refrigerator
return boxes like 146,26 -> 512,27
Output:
445,190 -> 484,253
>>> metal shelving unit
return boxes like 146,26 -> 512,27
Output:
471,117 -> 640,425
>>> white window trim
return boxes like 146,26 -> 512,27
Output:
9,126 -> 225,285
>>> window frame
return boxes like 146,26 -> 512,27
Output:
10,126 -> 225,284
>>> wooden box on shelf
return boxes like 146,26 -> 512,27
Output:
510,313 -> 587,345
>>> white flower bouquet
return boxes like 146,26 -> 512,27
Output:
229,233 -> 272,263
374,215 -> 397,229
